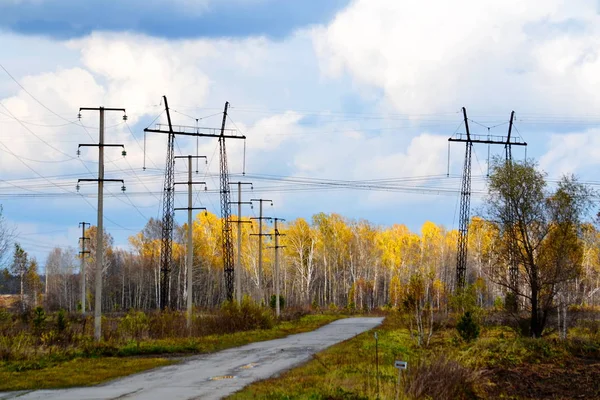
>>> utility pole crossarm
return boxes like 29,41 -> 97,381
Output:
79,144 -> 125,148
174,156 -> 208,159
448,134 -> 527,146
78,179 -> 124,183
80,107 -> 125,112
144,127 -> 245,140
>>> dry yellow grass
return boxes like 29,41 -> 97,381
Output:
0,357 -> 174,391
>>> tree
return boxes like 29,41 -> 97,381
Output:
285,218 -> 316,306
11,243 -> 28,310
45,247 -> 77,310
484,158 -> 593,337
0,206 -> 13,267
25,258 -> 42,308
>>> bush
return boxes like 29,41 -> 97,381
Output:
32,306 -> 46,335
202,297 -> 274,334
504,292 -> 518,313
457,311 -> 480,342
148,310 -> 186,339
119,310 -> 149,346
269,295 -> 285,311
56,309 -> 68,333
0,332 -> 35,361
403,355 -> 479,400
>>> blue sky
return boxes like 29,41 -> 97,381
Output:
1,0 -> 600,268
0,0 -> 350,40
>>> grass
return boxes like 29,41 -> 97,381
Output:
229,313 -> 600,399
0,357 -> 173,391
228,314 -> 415,399
0,313 -> 343,391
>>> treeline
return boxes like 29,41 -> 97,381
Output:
3,211 -> 600,313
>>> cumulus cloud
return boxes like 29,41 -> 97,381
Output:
4,0 -> 600,261
313,0 -> 600,115
539,128 -> 600,177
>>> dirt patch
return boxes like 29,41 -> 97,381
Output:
481,357 -> 600,399
0,295 -> 18,310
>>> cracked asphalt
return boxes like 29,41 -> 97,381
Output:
0,317 -> 383,400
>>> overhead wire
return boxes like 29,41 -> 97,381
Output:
0,63 -> 81,125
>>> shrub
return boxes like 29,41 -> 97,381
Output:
504,292 -> 518,313
493,296 -> 504,311
0,332 -> 35,361
204,297 -> 274,334
32,306 -> 46,335
118,310 -> 149,346
457,311 -> 480,342
56,309 -> 68,333
269,295 -> 285,311
148,310 -> 186,339
403,355 -> 479,400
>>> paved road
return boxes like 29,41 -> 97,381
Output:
0,317 -> 383,400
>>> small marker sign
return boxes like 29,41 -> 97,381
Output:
394,360 -> 407,370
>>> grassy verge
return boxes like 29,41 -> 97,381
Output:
229,314 -> 600,399
0,314 -> 342,391
229,314 -> 412,399
0,357 -> 174,391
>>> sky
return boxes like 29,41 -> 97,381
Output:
1,0 -> 600,268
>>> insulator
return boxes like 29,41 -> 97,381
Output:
121,150 -> 127,157
270,201 -> 273,206
123,114 -> 128,121
76,184 -> 80,192
121,185 -> 126,192
76,149 -> 81,157
204,186 -> 207,191
77,113 -> 81,120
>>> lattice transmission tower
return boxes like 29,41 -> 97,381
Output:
448,107 -> 526,290
145,98 -> 245,306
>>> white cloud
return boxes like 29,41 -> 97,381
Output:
3,1 -> 600,257
313,0 -> 600,115
539,128 -> 600,177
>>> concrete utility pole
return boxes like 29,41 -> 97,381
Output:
250,199 -> 273,302
229,182 -> 253,303
78,221 -> 90,314
174,155 -> 206,329
77,106 -> 127,341
269,218 -> 286,317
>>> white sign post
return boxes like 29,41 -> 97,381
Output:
394,360 -> 408,400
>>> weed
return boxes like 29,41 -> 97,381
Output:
402,355 -> 479,400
